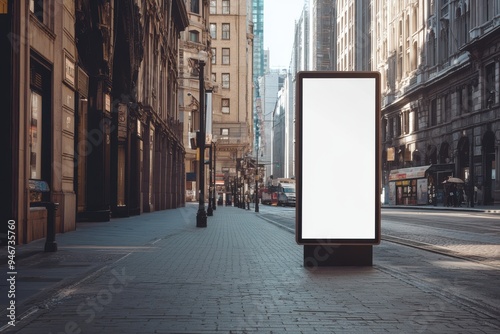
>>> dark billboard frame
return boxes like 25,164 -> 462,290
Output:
295,71 -> 381,245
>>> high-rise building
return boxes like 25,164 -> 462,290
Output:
252,0 -> 265,156
209,0 -> 254,202
336,0 -> 371,71
310,0 -> 337,70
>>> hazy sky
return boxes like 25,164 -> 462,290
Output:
263,0 -> 305,69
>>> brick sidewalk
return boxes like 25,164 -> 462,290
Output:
2,203 -> 500,333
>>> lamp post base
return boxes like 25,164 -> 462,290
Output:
196,209 -> 207,227
207,205 -> 213,216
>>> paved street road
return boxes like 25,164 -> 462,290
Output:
1,204 -> 499,333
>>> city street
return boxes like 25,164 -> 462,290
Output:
2,203 -> 500,333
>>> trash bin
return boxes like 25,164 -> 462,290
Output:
29,179 -> 59,252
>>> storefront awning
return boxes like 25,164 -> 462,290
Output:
389,165 -> 431,181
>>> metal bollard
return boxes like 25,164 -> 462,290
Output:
29,179 -> 58,252
44,202 -> 59,252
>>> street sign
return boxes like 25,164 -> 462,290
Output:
296,71 -> 381,245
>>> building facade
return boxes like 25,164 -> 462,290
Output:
373,0 -> 500,205
3,0 -> 78,244
336,0 -> 371,71
208,0 -> 254,203
75,0 -> 188,221
310,0 -> 337,71
180,0 -> 214,203
3,0 -> 189,245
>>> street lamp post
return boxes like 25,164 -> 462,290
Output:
255,147 -> 259,213
241,168 -> 246,209
213,140 -> 217,210
470,129 -> 475,208
196,51 -> 207,228
207,143 -> 214,216
236,169 -> 241,208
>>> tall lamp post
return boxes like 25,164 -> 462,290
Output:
207,143 -> 214,216
255,146 -> 260,212
196,51 -> 208,228
470,129 -> 475,208
213,139 -> 217,210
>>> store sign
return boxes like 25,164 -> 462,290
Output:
64,56 -> 75,86
388,165 -> 431,181
296,72 -> 381,245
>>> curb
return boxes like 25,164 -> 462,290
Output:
382,204 -> 500,214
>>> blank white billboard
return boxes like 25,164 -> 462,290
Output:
296,72 -> 381,245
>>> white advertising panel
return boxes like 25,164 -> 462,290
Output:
296,72 -> 381,245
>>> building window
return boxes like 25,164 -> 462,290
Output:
396,114 -> 402,136
403,110 -> 409,134
189,30 -> 200,43
443,94 -> 450,121
455,3 -> 470,45
430,99 -> 437,126
486,0 -> 495,21
428,30 -> 436,66
388,117 -> 394,139
210,0 -> 217,14
211,48 -> 216,64
221,128 -> 230,135
222,48 -> 230,64
412,41 -> 418,70
221,73 -> 230,89
221,99 -> 230,114
485,62 -> 496,107
30,0 -> 43,22
458,86 -> 464,115
467,84 -> 474,112
412,109 -> 418,132
222,0 -> 230,14
210,23 -> 217,39
381,118 -> 387,141
190,0 -> 200,14
222,23 -> 230,40
211,73 -> 216,82
440,25 -> 449,62
30,91 -> 42,179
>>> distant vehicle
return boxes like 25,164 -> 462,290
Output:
261,187 -> 278,205
261,178 -> 295,207
276,179 -> 296,207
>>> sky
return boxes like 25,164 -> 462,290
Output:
263,0 -> 305,69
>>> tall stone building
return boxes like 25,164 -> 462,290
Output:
74,0 -> 188,221
373,0 -> 500,205
2,0 -> 78,244
208,0 -> 254,203
336,0 -> 371,71
180,0 -> 215,203
3,0 -> 189,245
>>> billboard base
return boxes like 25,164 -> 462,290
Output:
303,245 -> 373,267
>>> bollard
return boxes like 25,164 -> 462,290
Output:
29,179 -> 58,252
44,201 -> 59,252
